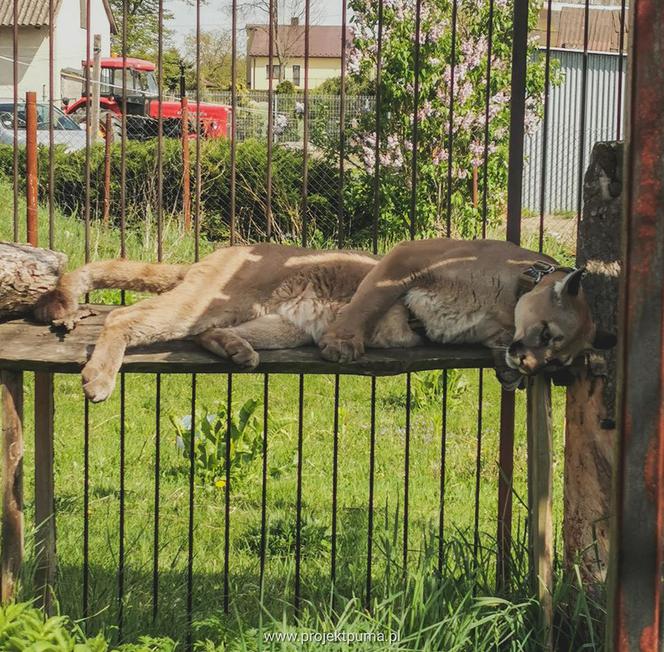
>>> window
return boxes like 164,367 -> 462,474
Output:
265,64 -> 281,80
100,68 -> 114,95
292,64 -> 301,86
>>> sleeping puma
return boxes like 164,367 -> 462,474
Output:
33,239 -> 614,403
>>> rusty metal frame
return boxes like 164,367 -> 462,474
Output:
608,0 -> 664,649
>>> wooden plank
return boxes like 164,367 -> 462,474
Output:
527,375 -> 553,650
34,371 -> 55,613
1,371 -> 24,603
0,306 -> 495,376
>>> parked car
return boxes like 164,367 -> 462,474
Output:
0,101 -> 86,151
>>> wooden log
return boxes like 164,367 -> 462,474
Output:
1,371 -> 24,603
564,142 -> 621,586
0,242 -> 67,320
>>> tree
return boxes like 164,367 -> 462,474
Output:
341,0 -> 550,239
109,0 -> 175,59
184,30 -> 233,90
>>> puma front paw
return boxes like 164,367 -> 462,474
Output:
318,330 -> 365,363
81,362 -> 117,403
225,338 -> 260,369
33,288 -> 78,326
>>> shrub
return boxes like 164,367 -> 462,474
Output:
0,140 -> 341,243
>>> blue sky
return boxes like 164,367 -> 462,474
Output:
166,0 -> 346,48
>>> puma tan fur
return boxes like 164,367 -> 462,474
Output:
33,239 -> 614,402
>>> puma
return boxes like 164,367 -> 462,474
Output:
33,239 -> 614,403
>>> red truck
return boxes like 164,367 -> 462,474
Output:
65,56 -> 231,139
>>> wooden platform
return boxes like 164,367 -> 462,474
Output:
0,305 -> 495,375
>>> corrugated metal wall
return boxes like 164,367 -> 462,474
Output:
522,49 -> 626,214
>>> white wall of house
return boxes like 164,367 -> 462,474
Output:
0,0 -> 111,102
249,56 -> 342,91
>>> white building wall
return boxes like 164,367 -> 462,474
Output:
0,0 -> 111,102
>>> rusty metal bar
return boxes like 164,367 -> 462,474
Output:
25,92 -> 38,246
12,0 -> 18,241
608,0 -> 664,648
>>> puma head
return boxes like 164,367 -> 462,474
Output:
506,268 -> 616,375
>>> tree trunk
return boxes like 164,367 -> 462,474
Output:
0,242 -> 67,320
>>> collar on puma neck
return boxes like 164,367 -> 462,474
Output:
517,261 -> 575,297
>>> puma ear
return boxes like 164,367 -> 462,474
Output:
554,267 -> 585,300
592,329 -> 617,350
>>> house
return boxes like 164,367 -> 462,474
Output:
246,20 -> 351,91
0,0 -> 116,102
523,2 -> 628,213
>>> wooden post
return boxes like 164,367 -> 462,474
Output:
25,92 -> 38,246
90,34 -> 101,145
1,371 -> 24,603
181,97 -> 191,231
103,112 -> 113,225
564,142 -> 621,586
527,375 -> 553,650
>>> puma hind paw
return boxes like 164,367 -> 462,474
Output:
196,329 -> 260,369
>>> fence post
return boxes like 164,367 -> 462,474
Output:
25,90 -> 56,612
608,0 -> 664,647
564,142 -> 621,586
181,97 -> 191,231
527,376 -> 553,650
1,371 -> 23,603
103,112 -> 113,225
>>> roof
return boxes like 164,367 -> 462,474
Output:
0,0 -> 116,33
535,6 -> 629,53
247,24 -> 352,59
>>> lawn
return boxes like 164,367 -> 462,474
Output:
0,179 -> 603,650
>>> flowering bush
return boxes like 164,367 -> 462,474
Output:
343,0 -> 548,239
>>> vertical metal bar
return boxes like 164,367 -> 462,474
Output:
153,0 -> 164,619
505,0 -> 529,245
366,0 -> 383,608
538,0 -> 553,252
408,0 -> 422,241
403,373 -> 411,576
294,376 -> 304,615
576,0 -> 590,225
82,399 -> 90,624
186,375 -> 196,648
438,373 -> 448,573
84,0 -> 92,263
25,92 -> 37,245
194,0 -> 201,258
330,375 -> 340,592
301,0 -> 310,247
103,114 -> 112,226
181,97 -> 191,231
117,374 -> 126,640
259,374 -> 269,592
615,0 -> 627,140
337,0 -> 347,246
445,0 -> 459,236
229,0 -> 237,245
480,0 -> 495,239
265,0 -> 275,238
608,1 -> 664,647
12,0 -> 18,241
223,375 -> 232,614
496,389 -> 515,589
48,0 -> 55,248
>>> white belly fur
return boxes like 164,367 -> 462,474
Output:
404,287 -> 485,344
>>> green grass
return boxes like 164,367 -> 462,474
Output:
1,179 -> 603,650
